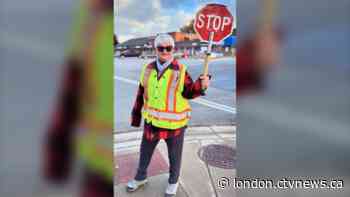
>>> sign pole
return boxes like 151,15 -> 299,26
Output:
193,3 -> 234,90
203,32 -> 214,76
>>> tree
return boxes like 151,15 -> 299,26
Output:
232,28 -> 237,36
180,19 -> 195,34
114,34 -> 119,46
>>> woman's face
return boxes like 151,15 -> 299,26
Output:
156,43 -> 174,62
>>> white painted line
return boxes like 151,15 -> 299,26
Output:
114,76 -> 138,85
114,140 -> 140,150
193,98 -> 236,114
114,75 -> 236,114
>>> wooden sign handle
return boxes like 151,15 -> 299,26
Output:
203,53 -> 210,76
202,32 -> 214,76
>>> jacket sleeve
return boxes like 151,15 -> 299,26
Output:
43,59 -> 82,183
131,84 -> 144,127
182,71 -> 206,99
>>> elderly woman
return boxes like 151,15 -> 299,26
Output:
127,34 -> 210,196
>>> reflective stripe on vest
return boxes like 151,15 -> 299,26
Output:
143,64 -> 182,113
141,61 -> 191,129
143,66 -> 152,101
144,105 -> 191,121
166,70 -> 180,111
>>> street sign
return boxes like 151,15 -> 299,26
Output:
193,3 -> 234,77
224,35 -> 236,47
194,4 -> 234,43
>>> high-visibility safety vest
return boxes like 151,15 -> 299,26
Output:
140,61 -> 191,130
74,5 -> 114,181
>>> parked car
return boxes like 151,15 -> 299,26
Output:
173,52 -> 184,59
119,49 -> 142,58
140,51 -> 156,59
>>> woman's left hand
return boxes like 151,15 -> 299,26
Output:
200,75 -> 211,90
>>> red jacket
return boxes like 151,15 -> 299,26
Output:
131,59 -> 204,141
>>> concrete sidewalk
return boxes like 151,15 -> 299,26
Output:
114,125 -> 236,197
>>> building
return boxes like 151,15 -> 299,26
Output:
168,32 -> 199,42
114,32 -> 232,58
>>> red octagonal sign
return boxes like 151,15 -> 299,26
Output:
194,4 -> 234,43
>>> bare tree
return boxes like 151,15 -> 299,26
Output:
179,19 -> 195,34
114,34 -> 119,46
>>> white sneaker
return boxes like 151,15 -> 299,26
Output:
164,182 -> 179,196
126,179 -> 148,192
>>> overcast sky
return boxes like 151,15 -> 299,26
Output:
114,0 -> 236,42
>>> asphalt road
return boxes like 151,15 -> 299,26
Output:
114,57 -> 236,131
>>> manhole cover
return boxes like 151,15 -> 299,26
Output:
198,144 -> 236,169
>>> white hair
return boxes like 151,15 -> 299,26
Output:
154,33 -> 175,47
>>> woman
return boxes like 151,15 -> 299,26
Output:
127,33 -> 210,196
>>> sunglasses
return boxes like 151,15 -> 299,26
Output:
157,46 -> 173,52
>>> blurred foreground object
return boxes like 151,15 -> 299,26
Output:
43,0 -> 114,196
237,0 -> 350,196
237,0 -> 282,95
237,25 -> 282,95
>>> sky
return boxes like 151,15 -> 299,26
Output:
114,0 -> 236,42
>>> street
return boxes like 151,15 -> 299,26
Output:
113,57 -> 237,197
114,57 -> 236,132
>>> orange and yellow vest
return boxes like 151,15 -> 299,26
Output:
140,61 -> 191,130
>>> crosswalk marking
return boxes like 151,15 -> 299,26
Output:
114,75 -> 236,114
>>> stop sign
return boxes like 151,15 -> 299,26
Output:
194,4 -> 234,43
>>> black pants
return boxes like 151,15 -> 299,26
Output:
134,130 -> 185,184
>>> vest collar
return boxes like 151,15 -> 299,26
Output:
149,59 -> 180,71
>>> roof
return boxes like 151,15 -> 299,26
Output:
175,40 -> 207,48
118,36 -> 156,48
118,35 -> 211,49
